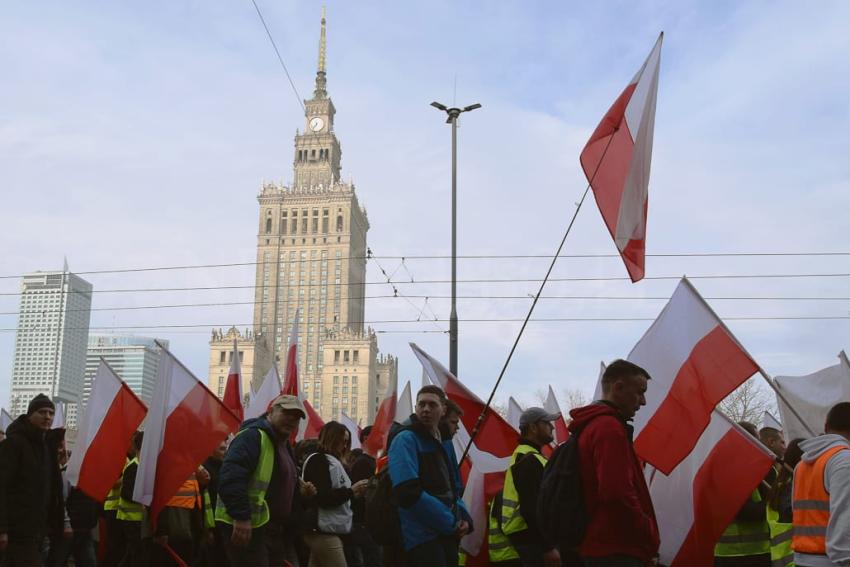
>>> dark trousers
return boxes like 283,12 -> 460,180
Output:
406,536 -> 458,567
218,522 -> 299,567
102,512 -> 126,567
118,521 -> 142,567
514,542 -> 544,567
1,538 -> 42,567
584,555 -> 644,567
714,555 -> 771,567
44,531 -> 96,567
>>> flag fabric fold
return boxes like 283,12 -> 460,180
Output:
761,411 -> 783,432
544,385 -> 570,444
245,365 -> 282,420
395,381 -> 413,424
0,408 -> 13,433
222,339 -> 244,424
628,277 -> 758,474
580,33 -> 663,282
65,361 -> 148,502
362,373 -> 397,458
52,400 -> 66,429
506,397 -> 523,432
775,351 -> 850,440
340,412 -> 362,450
649,410 -> 776,566
133,347 -> 240,528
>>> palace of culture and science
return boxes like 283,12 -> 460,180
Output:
208,11 -> 397,424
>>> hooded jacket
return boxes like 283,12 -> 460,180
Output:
0,415 -> 64,539
794,434 -> 850,567
217,416 -> 302,528
568,402 -> 659,564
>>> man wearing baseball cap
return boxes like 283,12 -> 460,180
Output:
215,394 -> 317,566
0,393 -> 64,564
494,407 -> 560,567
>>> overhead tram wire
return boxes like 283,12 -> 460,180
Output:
4,294 -> 850,318
249,0 -> 306,113
3,271 -> 850,297
2,250 -> 849,279
2,314 -> 849,334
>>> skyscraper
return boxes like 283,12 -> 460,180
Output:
9,265 -> 92,424
83,335 -> 167,409
247,9 -> 396,422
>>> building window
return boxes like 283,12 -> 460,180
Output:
336,215 -> 343,232
343,351 -> 350,363
219,352 -> 226,364
333,375 -> 339,384
353,350 -> 359,364
281,212 -> 288,234
334,350 -> 340,363
265,218 -> 272,234
291,210 -> 298,234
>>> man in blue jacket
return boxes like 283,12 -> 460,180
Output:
389,384 -> 472,567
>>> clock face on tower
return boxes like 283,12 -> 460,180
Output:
309,117 -> 325,132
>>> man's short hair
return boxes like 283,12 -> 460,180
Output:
738,421 -> 759,438
759,427 -> 782,445
444,398 -> 463,417
417,384 -> 447,405
601,359 -> 651,394
826,402 -> 850,433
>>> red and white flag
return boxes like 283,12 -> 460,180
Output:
395,380 -> 413,424
363,373 -> 398,457
340,412 -> 362,450
649,410 -> 776,566
52,400 -> 66,430
245,365 -> 282,421
413,343 -> 515,562
629,278 -> 758,474
580,33 -> 663,282
506,396 -> 523,432
544,385 -> 570,444
133,346 -> 240,528
281,311 -> 324,440
65,361 -> 147,501
222,339 -> 243,424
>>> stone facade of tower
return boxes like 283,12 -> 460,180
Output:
247,10 -> 394,423
208,327 -> 271,402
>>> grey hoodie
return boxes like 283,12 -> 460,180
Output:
794,434 -> 850,567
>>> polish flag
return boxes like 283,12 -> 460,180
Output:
340,412 -> 362,450
413,343 -> 515,563
362,374 -> 397,457
544,385 -> 570,444
506,397 -> 523,431
629,278 -> 758,474
280,311 -> 324,440
222,339 -> 243,424
395,381 -> 413,424
593,361 -> 606,401
245,365 -> 282,420
580,33 -> 663,282
649,410 -> 776,566
133,346 -> 240,528
1,408 -> 13,433
65,361 -> 147,502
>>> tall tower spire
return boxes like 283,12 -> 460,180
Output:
313,6 -> 327,99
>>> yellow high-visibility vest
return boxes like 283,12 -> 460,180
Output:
214,429 -> 274,528
500,443 -> 547,537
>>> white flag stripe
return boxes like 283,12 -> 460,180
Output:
628,280 -> 720,437
245,366 -> 282,420
340,412 -> 361,450
0,408 -> 13,432
66,362 -> 122,485
395,381 -> 413,423
761,411 -> 783,432
775,351 -> 850,440
624,34 -> 663,144
507,397 -> 523,431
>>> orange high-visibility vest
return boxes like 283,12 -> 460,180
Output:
166,474 -> 202,509
792,445 -> 849,555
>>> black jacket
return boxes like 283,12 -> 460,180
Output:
218,417 -> 303,527
508,439 -> 546,547
0,416 -> 64,539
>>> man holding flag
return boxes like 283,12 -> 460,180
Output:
215,394 -> 316,566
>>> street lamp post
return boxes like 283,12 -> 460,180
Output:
430,101 -> 481,377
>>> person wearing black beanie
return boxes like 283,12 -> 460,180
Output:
0,393 -> 63,563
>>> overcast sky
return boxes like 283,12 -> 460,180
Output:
2,1 -> 849,413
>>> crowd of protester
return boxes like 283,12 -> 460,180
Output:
1,362 -> 849,567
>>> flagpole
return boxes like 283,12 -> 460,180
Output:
679,278 -> 818,437
459,136 -> 618,464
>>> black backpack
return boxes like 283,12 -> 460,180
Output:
363,466 -> 401,545
536,434 -> 587,550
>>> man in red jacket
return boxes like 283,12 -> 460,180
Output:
568,359 -> 659,567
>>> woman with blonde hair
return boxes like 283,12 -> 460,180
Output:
301,421 -> 369,567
